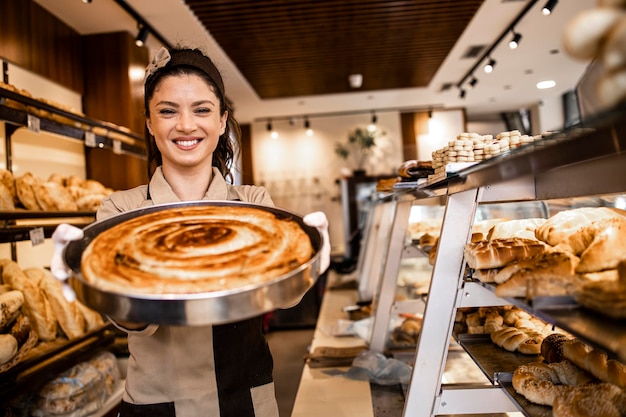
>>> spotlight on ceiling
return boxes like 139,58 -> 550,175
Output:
542,0 -> 558,15
135,24 -> 149,47
469,77 -> 478,88
509,32 -> 522,49
82,0 -> 92,3
484,58 -> 496,73
459,89 -> 466,99
348,74 -> 363,89
304,117 -> 313,136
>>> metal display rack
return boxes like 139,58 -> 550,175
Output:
363,106 -> 626,416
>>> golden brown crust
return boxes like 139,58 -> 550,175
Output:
553,383 -> 626,417
82,205 -> 315,295
0,169 -> 17,206
464,237 -> 546,270
562,338 -> 626,388
33,182 -> 78,211
15,172 -> 43,210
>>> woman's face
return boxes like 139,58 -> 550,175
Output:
146,73 -> 227,172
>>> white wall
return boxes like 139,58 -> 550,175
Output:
250,111 -> 403,256
417,110 -> 465,161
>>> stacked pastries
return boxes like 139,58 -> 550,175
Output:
463,206 -> 626,318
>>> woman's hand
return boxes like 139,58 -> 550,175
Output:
50,223 -> 84,301
303,211 -> 331,274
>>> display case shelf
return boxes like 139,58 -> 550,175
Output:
0,86 -> 146,158
377,108 -> 626,416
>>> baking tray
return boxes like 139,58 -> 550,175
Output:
64,201 -> 322,326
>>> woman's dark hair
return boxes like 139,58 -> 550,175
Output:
143,48 -> 240,183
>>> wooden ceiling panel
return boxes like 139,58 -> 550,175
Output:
183,0 -> 485,98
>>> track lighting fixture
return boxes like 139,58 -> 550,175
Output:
459,89 -> 466,99
469,77 -> 478,88
82,0 -> 93,3
266,120 -> 272,132
135,24 -> 149,47
542,0 -> 557,15
304,117 -> 314,136
484,58 -> 496,73
509,32 -> 522,49
371,112 -> 377,124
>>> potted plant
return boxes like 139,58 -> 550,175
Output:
335,127 -> 382,174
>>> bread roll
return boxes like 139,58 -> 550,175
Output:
563,8 -> 625,60
541,333 -> 571,363
0,169 -> 17,205
0,334 -> 18,365
553,382 -> 626,417
486,218 -> 546,241
0,182 -> 15,210
9,313 -> 31,346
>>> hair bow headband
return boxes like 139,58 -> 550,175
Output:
145,47 -> 171,81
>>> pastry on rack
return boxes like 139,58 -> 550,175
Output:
576,260 -> 626,319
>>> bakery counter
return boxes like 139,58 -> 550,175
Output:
291,275 -> 374,417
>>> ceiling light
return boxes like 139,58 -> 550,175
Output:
82,0 -> 92,3
371,112 -> 377,124
542,0 -> 558,15
135,24 -> 149,47
266,120 -> 272,131
484,58 -> 496,73
536,80 -> 556,89
348,74 -> 363,89
304,118 -> 313,136
509,32 -> 522,49
459,89 -> 466,99
469,77 -> 478,88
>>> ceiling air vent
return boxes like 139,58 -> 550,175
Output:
440,82 -> 454,92
462,44 -> 487,59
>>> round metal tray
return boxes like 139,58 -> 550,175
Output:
64,201 -> 322,326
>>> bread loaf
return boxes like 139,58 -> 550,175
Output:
2,261 -> 56,341
15,172 -> 43,210
0,289 -> 24,331
575,217 -> 626,273
512,360 -> 595,406
553,382 -> 626,417
464,238 -> 546,270
576,260 -> 626,319
562,338 -> 626,387
32,182 -> 78,211
0,333 -> 18,365
541,333 -> 571,363
486,218 -> 546,241
29,268 -> 85,339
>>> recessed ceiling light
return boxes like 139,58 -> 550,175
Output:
537,80 -> 556,89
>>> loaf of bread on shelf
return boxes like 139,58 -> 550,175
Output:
575,260 -> 626,319
490,326 -> 544,355
0,333 -> 18,365
0,169 -> 17,206
534,207 -> 626,247
494,251 -> 581,299
562,338 -> 626,388
15,172 -> 43,210
552,382 -> 626,417
32,181 -> 78,211
541,332 -> 571,363
0,289 -> 24,331
463,237 -> 547,270
486,218 -> 546,241
512,360 -> 596,406
29,267 -> 86,339
1,260 -> 57,341
573,217 -> 626,273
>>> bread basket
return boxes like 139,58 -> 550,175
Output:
64,201 -> 322,326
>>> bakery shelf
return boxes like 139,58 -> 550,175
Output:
0,323 -> 116,403
466,279 -> 626,361
0,86 -> 146,158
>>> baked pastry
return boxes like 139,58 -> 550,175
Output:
15,172 -> 43,210
490,326 -> 545,355
486,218 -> 546,241
464,237 -> 546,270
553,382 -> 626,417
535,207 -> 626,247
562,338 -> 626,387
572,217 -> 626,273
512,360 -> 596,406
541,333 -> 571,363
576,260 -> 626,319
81,204 -> 315,295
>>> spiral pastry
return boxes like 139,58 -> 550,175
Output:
81,205 -> 314,294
